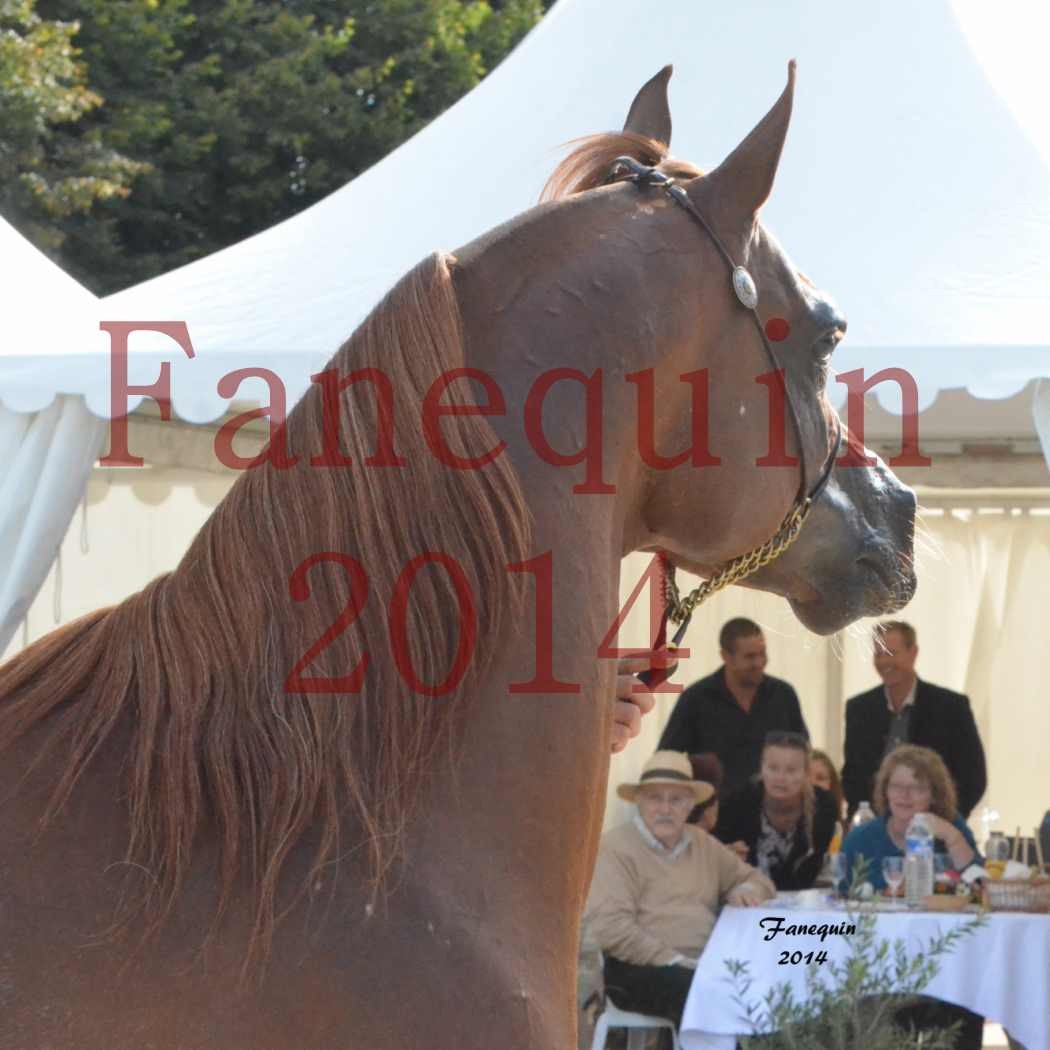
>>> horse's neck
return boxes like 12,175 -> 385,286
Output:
413,214 -> 664,900
406,501 -> 621,908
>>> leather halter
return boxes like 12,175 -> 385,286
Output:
607,156 -> 843,667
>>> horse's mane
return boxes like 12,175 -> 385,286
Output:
0,251 -> 530,960
540,131 -> 701,202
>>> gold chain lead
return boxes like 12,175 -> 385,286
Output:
664,498 -> 813,626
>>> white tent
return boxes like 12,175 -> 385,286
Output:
0,217 -> 106,649
1,0 -> 1048,423
2,0 -> 1049,828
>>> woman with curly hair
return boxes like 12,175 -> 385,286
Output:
840,747 -> 984,1048
840,743 -> 979,891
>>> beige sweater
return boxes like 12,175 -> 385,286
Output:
584,819 -> 775,967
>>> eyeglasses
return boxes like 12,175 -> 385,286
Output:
886,781 -> 930,798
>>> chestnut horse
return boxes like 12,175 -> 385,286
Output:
0,66 -> 914,1048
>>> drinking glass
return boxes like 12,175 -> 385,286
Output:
882,856 -> 904,906
824,852 -> 848,900
984,832 -> 1009,879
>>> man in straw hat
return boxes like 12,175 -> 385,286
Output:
585,750 -> 775,1028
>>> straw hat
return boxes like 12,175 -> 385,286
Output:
616,750 -> 716,805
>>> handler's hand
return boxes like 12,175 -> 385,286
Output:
727,884 -> 765,908
611,649 -> 678,754
920,812 -> 961,846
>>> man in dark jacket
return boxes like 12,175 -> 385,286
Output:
658,619 -> 807,797
841,621 -> 987,819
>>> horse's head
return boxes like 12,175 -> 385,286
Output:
612,65 -> 916,634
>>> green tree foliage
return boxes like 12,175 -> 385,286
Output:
0,0 -> 145,253
19,0 -> 543,293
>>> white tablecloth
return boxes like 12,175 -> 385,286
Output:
681,900 -> 1050,1050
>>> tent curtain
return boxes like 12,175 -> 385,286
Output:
870,507 -> 1050,837
610,507 -> 1050,836
0,397 -> 107,652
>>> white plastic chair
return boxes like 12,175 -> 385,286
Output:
589,998 -> 681,1050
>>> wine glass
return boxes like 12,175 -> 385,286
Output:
882,857 -> 904,906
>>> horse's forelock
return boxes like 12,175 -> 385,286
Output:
541,131 -> 701,203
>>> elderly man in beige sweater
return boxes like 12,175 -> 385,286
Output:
585,750 -> 775,1028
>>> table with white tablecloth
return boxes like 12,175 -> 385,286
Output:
680,900 -> 1050,1050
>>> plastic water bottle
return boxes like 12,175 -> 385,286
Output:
852,801 -> 876,829
905,814 -> 934,907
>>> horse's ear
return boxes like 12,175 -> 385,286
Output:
622,65 -> 673,146
697,60 -> 796,225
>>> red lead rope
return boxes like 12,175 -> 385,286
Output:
636,551 -> 689,689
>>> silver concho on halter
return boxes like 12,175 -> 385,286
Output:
732,266 -> 758,309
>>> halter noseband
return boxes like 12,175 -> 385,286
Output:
608,156 -> 842,646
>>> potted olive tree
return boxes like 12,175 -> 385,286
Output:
728,869 -> 985,1050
